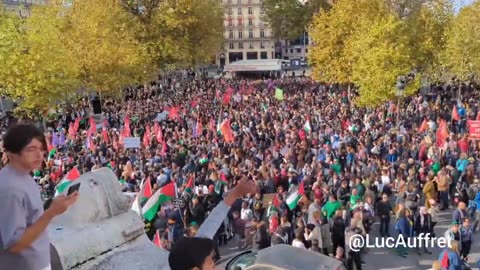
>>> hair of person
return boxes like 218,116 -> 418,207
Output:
168,237 -> 215,270
3,124 -> 46,154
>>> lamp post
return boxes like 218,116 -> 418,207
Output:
395,76 -> 406,128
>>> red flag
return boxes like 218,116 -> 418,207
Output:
73,118 -> 80,133
298,181 -> 305,196
66,167 -> 81,181
161,139 -> 167,156
167,107 -> 180,120
220,120 -> 234,143
452,105 -> 460,121
418,118 -> 428,133
436,119 -> 449,147
156,126 -> 163,143
185,175 -> 194,189
68,123 -> 76,138
272,194 -> 280,209
54,161 -> 63,182
143,131 -> 150,147
143,177 -> 153,198
154,122 -> 159,134
222,92 -> 232,105
124,116 -> 131,137
89,117 -> 97,135
102,128 -> 109,144
476,112 -> 480,121
153,230 -> 163,248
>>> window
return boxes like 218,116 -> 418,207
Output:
260,29 -> 265,38
260,51 -> 268,59
229,30 -> 234,39
260,42 -> 265,49
296,48 -> 302,53
227,7 -> 232,15
248,18 -> 253,26
238,31 -> 243,39
237,7 -> 242,15
239,42 -> 244,49
237,0 -> 242,4
260,7 -> 265,14
249,43 -> 254,49
248,30 -> 253,38
228,19 -> 233,26
290,49 -> 293,53
248,7 -> 253,15
229,42 -> 234,49
284,48 -> 288,53
237,18 -> 243,26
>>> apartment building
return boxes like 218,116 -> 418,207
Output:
216,0 -> 276,68
1,0 -> 50,16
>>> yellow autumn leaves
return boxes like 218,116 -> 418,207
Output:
309,0 -> 478,106
0,0 -> 224,113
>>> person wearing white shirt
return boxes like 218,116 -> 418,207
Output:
292,231 -> 306,249
240,201 -> 253,222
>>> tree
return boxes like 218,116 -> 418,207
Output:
309,0 -> 391,84
122,0 -> 224,68
400,0 -> 454,79
443,0 -> 480,81
350,15 -> 419,107
62,0 -> 152,95
0,8 -> 80,113
262,0 -> 331,40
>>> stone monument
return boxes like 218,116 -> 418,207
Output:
48,168 -> 170,270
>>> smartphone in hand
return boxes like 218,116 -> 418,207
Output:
67,183 -> 81,195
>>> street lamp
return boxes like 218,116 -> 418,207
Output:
395,76 -> 406,128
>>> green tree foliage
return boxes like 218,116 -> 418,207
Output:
443,0 -> 480,81
122,0 -> 224,67
309,0 -> 453,106
0,8 -> 80,112
262,0 -> 331,40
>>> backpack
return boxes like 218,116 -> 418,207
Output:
441,250 -> 450,269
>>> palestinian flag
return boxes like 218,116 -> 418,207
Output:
142,182 -> 177,221
54,167 -> 81,196
153,230 -> 163,248
267,194 -> 281,216
219,171 -> 229,185
185,175 -> 194,193
132,177 -> 154,215
304,120 -> 311,133
286,181 -> 305,210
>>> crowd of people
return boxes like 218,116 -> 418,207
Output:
2,74 -> 480,270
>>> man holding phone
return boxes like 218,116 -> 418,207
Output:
0,124 -> 79,270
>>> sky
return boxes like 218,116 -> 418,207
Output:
454,0 -> 475,12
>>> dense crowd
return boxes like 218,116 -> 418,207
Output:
3,75 -> 480,270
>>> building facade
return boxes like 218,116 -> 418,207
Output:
216,0 -> 276,68
277,34 -> 309,67
1,0 -> 50,16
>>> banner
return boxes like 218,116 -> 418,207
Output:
123,137 -> 141,148
468,120 -> 480,139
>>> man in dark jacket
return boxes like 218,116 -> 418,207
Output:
330,210 -> 346,253
376,194 -> 392,237
188,197 -> 206,225
337,181 -> 351,207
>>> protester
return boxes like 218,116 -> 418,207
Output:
5,76 -> 480,268
0,124 -> 78,270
